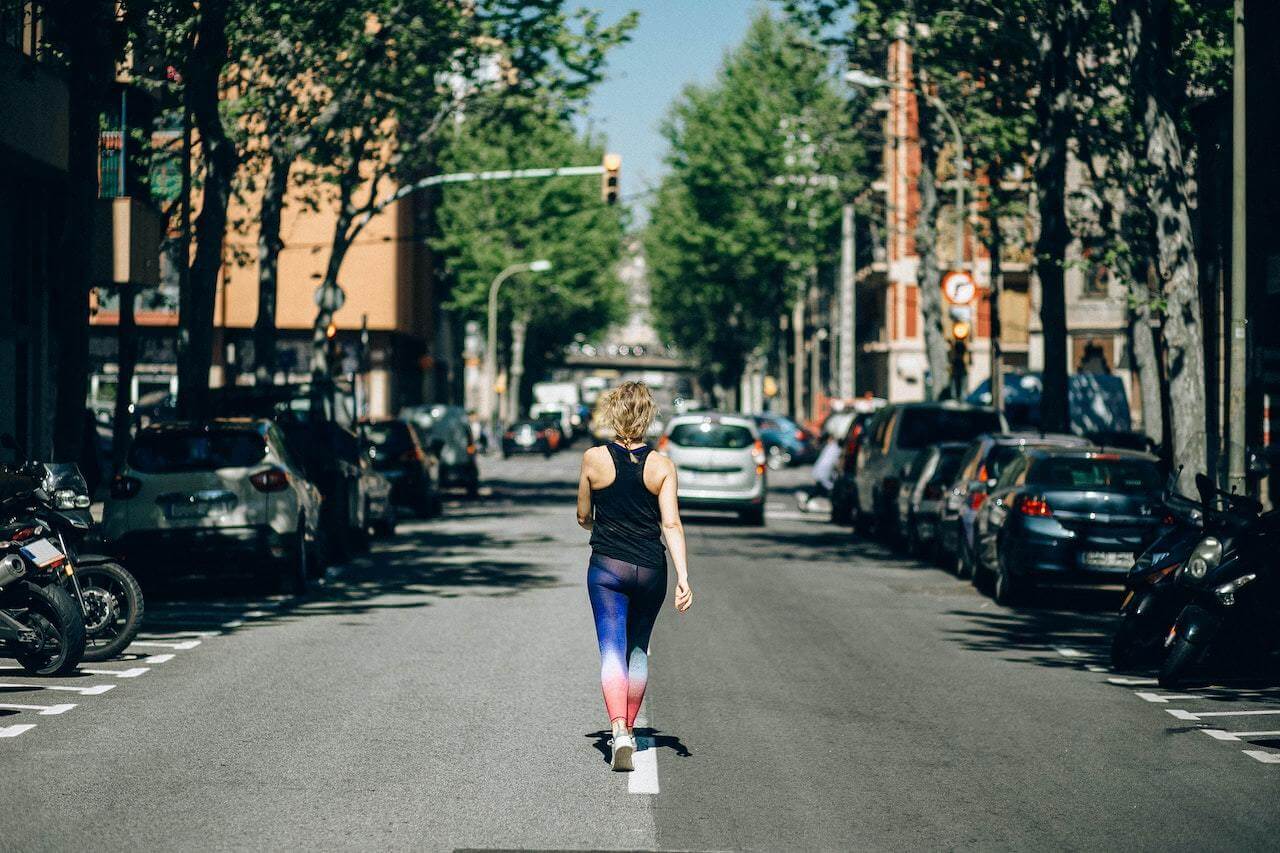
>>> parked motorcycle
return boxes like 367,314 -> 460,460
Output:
1,436 -> 144,662
0,481 -> 86,675
1157,474 -> 1279,688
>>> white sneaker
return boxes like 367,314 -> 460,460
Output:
610,733 -> 636,771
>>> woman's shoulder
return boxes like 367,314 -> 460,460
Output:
583,444 -> 611,468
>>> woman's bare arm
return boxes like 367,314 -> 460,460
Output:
657,459 -> 692,612
577,451 -> 595,530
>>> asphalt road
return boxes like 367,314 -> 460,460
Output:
1,449 -> 1278,851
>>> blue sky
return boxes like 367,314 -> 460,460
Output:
582,1 -> 760,216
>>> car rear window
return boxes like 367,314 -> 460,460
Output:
129,429 -> 266,474
668,423 -> 754,449
365,422 -> 413,458
933,447 -> 968,484
1031,457 -> 1161,491
897,409 -> 1002,450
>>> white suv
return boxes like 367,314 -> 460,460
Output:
659,413 -> 767,525
103,419 -> 322,592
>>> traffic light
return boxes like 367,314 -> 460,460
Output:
950,319 -> 971,342
601,153 -> 621,205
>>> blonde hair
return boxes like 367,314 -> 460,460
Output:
599,381 -> 657,444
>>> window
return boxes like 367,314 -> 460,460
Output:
1030,457 -> 1161,491
995,455 -> 1029,489
668,422 -> 754,449
896,409 -> 1003,451
129,428 -> 266,474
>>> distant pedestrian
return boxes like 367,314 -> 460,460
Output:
576,381 -> 692,771
796,432 -> 840,512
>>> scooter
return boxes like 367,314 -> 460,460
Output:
1158,475 -> 1279,688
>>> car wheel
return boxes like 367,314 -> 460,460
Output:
905,519 -> 921,558
954,532 -> 972,579
993,552 -> 1025,606
830,491 -> 852,526
740,504 -> 766,526
279,521 -> 308,596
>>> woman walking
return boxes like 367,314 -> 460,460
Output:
577,382 -> 692,771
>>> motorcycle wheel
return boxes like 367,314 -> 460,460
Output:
993,554 -> 1024,606
78,562 -> 145,663
1159,633 -> 1206,690
15,583 -> 85,676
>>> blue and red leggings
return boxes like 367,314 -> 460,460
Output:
587,552 -> 666,727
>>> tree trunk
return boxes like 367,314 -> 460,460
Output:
1032,5 -> 1079,434
915,113 -> 949,401
111,281 -> 137,472
254,148 -> 292,382
49,0 -> 115,461
178,0 -> 235,421
1129,275 -> 1164,444
1121,0 -> 1207,486
989,223 -> 1004,415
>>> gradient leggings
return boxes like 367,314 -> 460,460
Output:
587,552 -> 667,727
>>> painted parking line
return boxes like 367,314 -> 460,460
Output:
0,702 -> 75,715
0,724 -> 36,738
1108,676 -> 1159,686
1167,708 -> 1280,721
127,639 -> 202,650
1243,750 -> 1280,764
143,654 -> 175,664
1202,729 -> 1280,742
628,711 -> 659,795
0,682 -> 114,696
1135,692 -> 1201,704
1054,647 -> 1086,658
135,630 -> 219,639
79,667 -> 149,678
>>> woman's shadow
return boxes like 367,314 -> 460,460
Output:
586,728 -> 693,765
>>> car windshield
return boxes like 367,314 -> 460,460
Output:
668,422 -> 754,449
129,428 -> 266,473
897,409 -> 1002,450
364,423 -> 412,459
933,447 -> 968,484
1031,457 -> 1161,491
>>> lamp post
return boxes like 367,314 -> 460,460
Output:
484,259 -> 552,433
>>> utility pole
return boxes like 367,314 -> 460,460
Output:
838,203 -> 856,399
1228,0 -> 1247,493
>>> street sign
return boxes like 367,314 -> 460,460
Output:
942,271 -> 976,305
314,284 -> 346,312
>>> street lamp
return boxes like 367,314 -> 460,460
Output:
844,68 -> 967,270
484,259 -> 552,431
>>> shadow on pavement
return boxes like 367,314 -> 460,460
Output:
586,728 -> 693,765
944,604 -> 1118,669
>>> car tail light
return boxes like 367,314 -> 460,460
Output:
110,475 -> 141,499
1017,494 -> 1052,517
504,431 -> 515,439
399,447 -> 425,463
250,467 -> 290,493
752,440 -> 766,467
8,526 -> 37,542
1161,513 -> 1175,525
794,429 -> 806,441
977,463 -> 989,482
968,491 -> 987,510
466,443 -> 477,455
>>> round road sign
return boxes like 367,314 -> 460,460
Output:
941,271 -> 977,305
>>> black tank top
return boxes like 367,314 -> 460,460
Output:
589,443 -> 666,569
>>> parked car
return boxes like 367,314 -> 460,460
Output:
659,413 -> 767,525
103,420 -> 323,592
894,442 -> 969,557
532,412 -> 565,452
361,418 -> 441,519
852,402 -> 1005,537
972,448 -> 1165,604
751,414 -> 818,469
356,444 -> 396,538
942,432 -> 1093,577
502,420 -> 555,457
829,410 -> 878,525
400,405 -> 480,497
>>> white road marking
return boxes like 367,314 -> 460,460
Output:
1242,750 -> 1280,764
1054,647 -> 1084,658
1167,708 -> 1280,721
136,630 -> 219,639
0,724 -> 35,738
80,667 -> 149,678
220,620 -> 244,628
1135,691 -> 1199,704
127,639 -> 201,650
628,712 -> 659,795
1203,729 -> 1280,742
0,682 -> 113,696
143,654 -> 175,664
1085,664 -> 1107,672
0,702 -> 75,715
1108,677 -> 1158,686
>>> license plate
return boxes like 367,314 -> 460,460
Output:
517,434 -> 534,446
1081,551 -> 1135,569
19,537 -> 64,568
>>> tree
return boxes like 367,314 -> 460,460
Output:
646,12 -> 860,406
431,103 -> 628,416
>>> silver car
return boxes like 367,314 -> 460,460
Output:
659,413 -> 767,525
